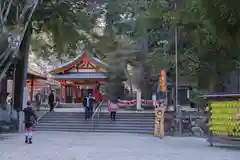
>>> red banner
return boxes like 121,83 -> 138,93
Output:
117,99 -> 161,107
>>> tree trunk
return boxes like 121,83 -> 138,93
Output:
12,22 -> 32,111
138,36 -> 151,99
208,76 -> 216,93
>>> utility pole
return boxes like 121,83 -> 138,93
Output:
174,2 -> 182,136
158,40 -> 168,106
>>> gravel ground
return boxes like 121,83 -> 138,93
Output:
0,131 -> 239,160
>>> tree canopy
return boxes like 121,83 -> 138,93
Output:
2,0 -> 240,101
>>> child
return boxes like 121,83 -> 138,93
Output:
23,101 -> 37,144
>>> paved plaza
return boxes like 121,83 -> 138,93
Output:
0,132 -> 239,160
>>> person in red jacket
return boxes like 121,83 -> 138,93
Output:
93,82 -> 103,102
93,88 -> 102,102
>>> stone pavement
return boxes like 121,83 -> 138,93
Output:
0,132 -> 239,160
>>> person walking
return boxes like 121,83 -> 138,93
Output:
83,93 -> 94,120
108,97 -> 119,121
48,90 -> 55,112
35,92 -> 41,111
42,92 -> 48,108
23,101 -> 37,144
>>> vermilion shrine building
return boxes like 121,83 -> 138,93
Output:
50,53 -> 106,103
26,70 -> 47,101
4,69 -> 47,101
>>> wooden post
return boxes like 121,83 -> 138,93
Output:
30,76 -> 34,101
60,83 -> 62,103
154,104 -> 165,138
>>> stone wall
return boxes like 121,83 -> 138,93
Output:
0,104 -> 18,122
0,104 -> 18,133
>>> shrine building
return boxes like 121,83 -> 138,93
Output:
50,52 -> 106,103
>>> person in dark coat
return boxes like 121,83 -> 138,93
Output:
35,92 -> 41,111
48,90 -> 55,112
23,101 -> 37,144
83,93 -> 95,120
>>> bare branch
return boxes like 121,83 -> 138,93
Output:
3,0 -> 14,23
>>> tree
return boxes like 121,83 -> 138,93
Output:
200,0 -> 240,47
178,0 -> 240,92
32,0 -> 101,59
1,0 -> 101,66
105,0 -> 173,99
0,0 -> 39,80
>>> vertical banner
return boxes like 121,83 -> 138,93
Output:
159,69 -> 168,105
160,69 -> 167,93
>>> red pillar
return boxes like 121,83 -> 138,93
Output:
75,86 -> 79,103
64,82 -> 67,103
30,77 -> 34,101
72,86 -> 75,103
60,83 -> 62,103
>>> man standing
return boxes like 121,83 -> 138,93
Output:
35,92 -> 41,111
23,101 -> 37,144
48,90 -> 55,112
42,92 -> 48,108
83,93 -> 94,120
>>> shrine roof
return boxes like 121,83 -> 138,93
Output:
28,68 -> 47,80
50,52 -> 107,74
52,73 -> 106,79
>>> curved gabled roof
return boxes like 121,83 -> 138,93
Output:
49,51 -> 107,74
28,68 -> 47,80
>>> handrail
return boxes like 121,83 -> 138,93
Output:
91,100 -> 104,128
91,100 -> 104,119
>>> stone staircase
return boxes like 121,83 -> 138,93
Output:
34,111 -> 158,134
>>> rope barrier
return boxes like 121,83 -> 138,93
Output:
117,99 -> 161,107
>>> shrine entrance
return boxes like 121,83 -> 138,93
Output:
50,53 -> 106,104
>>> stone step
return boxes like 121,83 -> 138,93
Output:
34,111 -> 163,135
41,115 -> 155,118
45,113 -> 156,117
42,113 -> 172,119
34,125 -> 154,131
40,117 -> 155,121
41,117 -> 155,121
36,123 -> 154,127
40,116 -> 159,119
33,127 -> 172,134
48,114 -> 155,116
46,111 -> 155,114
38,120 -> 155,124
33,128 -> 154,134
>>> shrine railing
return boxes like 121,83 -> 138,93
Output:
91,100 -> 104,129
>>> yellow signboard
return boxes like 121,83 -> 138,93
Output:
209,101 -> 240,136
